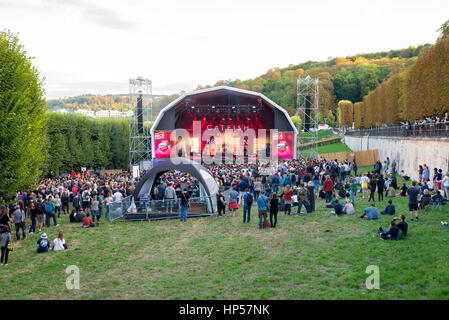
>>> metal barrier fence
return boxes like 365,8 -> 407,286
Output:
108,194 -> 215,222
346,123 -> 449,138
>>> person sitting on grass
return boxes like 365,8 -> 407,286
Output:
342,199 -> 355,214
399,183 -> 408,197
360,203 -> 378,220
396,215 -> 408,238
36,233 -> 50,253
386,182 -> 396,198
378,219 -> 399,240
83,212 -> 95,228
330,200 -> 343,216
325,193 -> 338,209
52,232 -> 66,251
418,189 -> 432,209
381,200 -> 396,215
401,170 -> 410,181
337,185 -> 346,199
430,190 -> 444,205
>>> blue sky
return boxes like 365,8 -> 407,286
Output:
1,0 -> 447,99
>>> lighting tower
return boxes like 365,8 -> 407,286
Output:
296,75 -> 319,159
129,76 -> 152,169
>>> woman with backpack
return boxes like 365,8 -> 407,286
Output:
45,197 -> 58,228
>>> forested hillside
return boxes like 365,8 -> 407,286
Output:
47,45 -> 430,123
339,24 -> 449,128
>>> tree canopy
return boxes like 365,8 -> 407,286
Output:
0,31 -> 48,198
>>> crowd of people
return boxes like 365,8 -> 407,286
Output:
1,154 -> 448,266
402,112 -> 449,136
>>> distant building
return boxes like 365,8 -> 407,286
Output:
69,109 -> 133,118
75,109 -> 95,117
96,110 -> 111,118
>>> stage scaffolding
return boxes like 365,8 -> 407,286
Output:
129,76 -> 152,169
296,75 -> 319,159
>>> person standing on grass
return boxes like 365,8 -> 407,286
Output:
73,192 -> 82,213
269,192 -> 279,228
164,184 -> 176,214
179,188 -> 190,222
377,174 -> 385,201
306,181 -> 315,212
360,174 -> 369,199
352,158 -> 358,177
104,191 -> 113,220
54,194 -> 62,218
283,185 -> 293,215
323,175 -> 334,203
216,189 -> 226,217
368,176 -> 377,202
61,189 -> 70,215
242,189 -> 253,224
91,196 -> 100,222
45,197 -> 58,227
253,178 -> 262,200
29,202 -> 37,234
228,186 -> 239,217
0,207 -> 12,266
12,205 -> 26,240
256,190 -> 269,229
35,198 -> 45,233
407,181 -> 419,222
297,183 -> 310,215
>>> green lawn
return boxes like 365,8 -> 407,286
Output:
298,129 -> 333,139
3,167 -> 449,299
318,142 -> 352,154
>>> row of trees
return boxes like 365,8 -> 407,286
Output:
0,31 -> 48,198
338,29 -> 449,128
335,21 -> 449,129
44,113 -> 129,176
1,29 -> 131,199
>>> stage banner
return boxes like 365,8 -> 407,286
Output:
273,131 -> 294,160
154,131 -> 175,158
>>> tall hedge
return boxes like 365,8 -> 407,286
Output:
337,100 -> 354,127
0,32 -> 48,198
357,36 -> 449,128
44,112 -> 129,176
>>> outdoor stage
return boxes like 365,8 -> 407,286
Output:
150,86 -> 298,162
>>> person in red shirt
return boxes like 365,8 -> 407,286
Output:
323,175 -> 335,204
283,185 -> 293,215
83,212 -> 94,228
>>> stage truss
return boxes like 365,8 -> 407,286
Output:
129,76 -> 152,168
296,75 -> 319,160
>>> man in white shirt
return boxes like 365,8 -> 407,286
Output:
113,190 -> 123,202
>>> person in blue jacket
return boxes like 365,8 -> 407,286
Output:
381,200 -> 396,215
